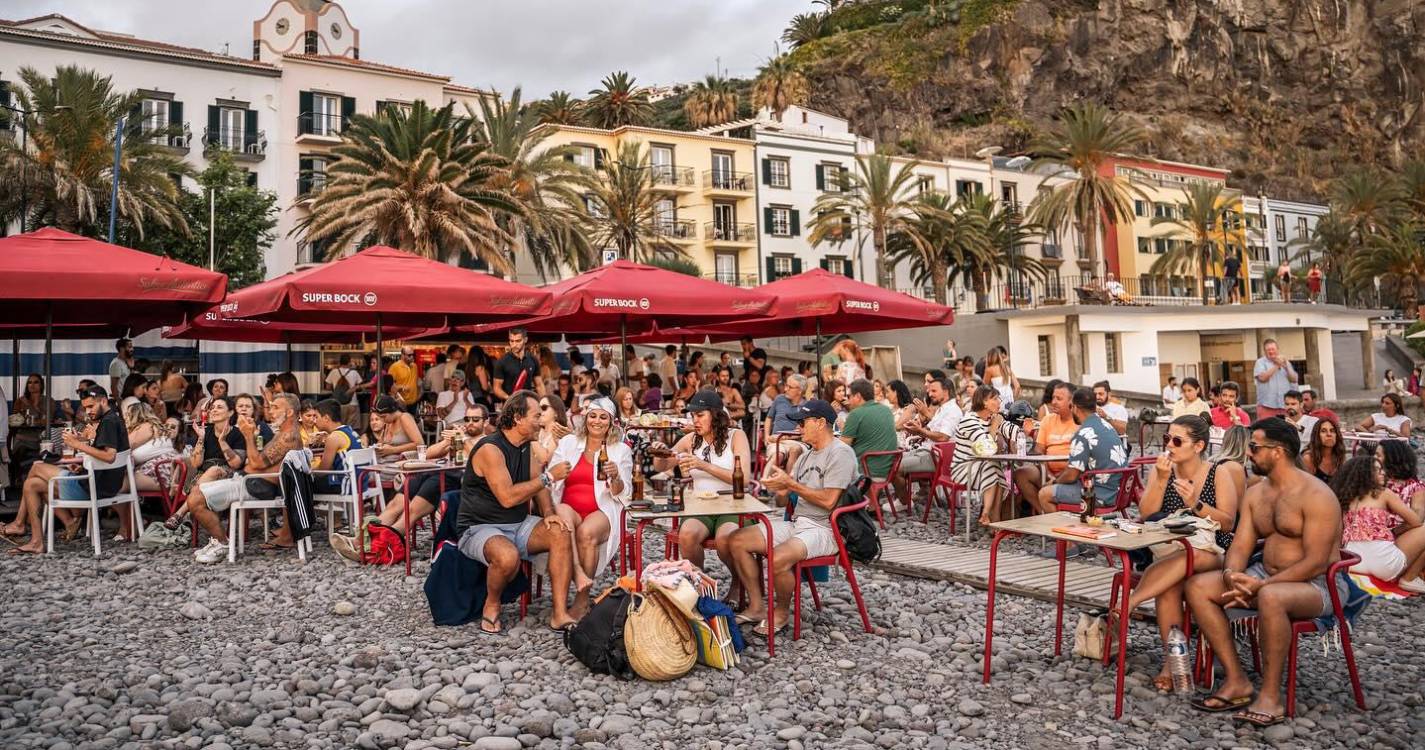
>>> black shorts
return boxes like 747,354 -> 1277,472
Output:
412,470 -> 462,505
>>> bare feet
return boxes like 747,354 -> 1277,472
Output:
0,523 -> 25,537
575,569 -> 595,594
569,595 -> 591,621
13,538 -> 44,554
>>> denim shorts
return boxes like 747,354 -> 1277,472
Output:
457,516 -> 541,565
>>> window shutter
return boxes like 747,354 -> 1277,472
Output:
298,91 -> 313,134
169,100 -> 183,126
843,260 -> 855,279
128,101 -> 142,126
375,100 -> 388,117
243,109 -> 259,150
563,152 -> 574,163
298,157 -> 313,195
791,257 -> 803,275
790,209 -> 801,237
761,158 -> 772,186
246,171 -> 258,188
594,148 -> 606,169
206,105 -> 219,144
815,165 -> 825,191
819,258 -> 830,271
340,96 -> 355,128
765,257 -> 776,282
763,207 -> 774,234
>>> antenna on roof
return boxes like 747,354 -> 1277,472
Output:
222,42 -> 229,56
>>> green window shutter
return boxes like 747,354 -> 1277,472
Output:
819,258 -> 830,271
243,109 -> 259,150
791,257 -> 803,275
375,99 -> 387,117
340,96 -> 356,128
843,261 -> 855,279
763,207 -> 774,234
206,105 -> 219,144
246,171 -> 258,188
765,257 -> 776,282
298,91 -> 313,134
815,165 -> 825,191
790,209 -> 801,237
761,158 -> 772,186
594,148 -> 606,169
169,100 -> 183,126
298,157 -> 313,195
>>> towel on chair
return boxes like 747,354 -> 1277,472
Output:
424,490 -> 529,626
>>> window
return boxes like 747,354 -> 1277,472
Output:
768,157 -> 790,188
824,257 -> 846,276
820,163 -> 843,192
1137,238 -> 1150,254
1134,199 -> 1148,218
304,30 -> 319,55
300,155 -> 328,194
711,151 -> 734,187
1037,336 -> 1053,377
1001,182 -> 1018,206
916,177 -> 933,195
955,179 -> 982,198
1296,216 -> 1308,238
312,93 -> 342,135
1274,214 -> 1286,242
714,253 -> 739,285
570,144 -> 596,169
654,198 -> 675,234
650,145 -> 674,183
1153,202 -> 1173,219
773,255 -> 794,279
582,193 -> 604,218
220,107 -> 245,151
140,98 -> 169,136
1153,238 -> 1168,254
1105,333 -> 1122,374
770,207 -> 792,237
244,171 -> 258,188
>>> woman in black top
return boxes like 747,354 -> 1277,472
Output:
164,396 -> 246,528
1301,418 -> 1345,483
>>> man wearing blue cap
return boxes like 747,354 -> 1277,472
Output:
727,398 -> 858,637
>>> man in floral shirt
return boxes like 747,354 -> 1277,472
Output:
1035,387 -> 1129,513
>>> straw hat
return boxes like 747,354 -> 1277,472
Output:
647,578 -> 701,621
623,590 -> 696,681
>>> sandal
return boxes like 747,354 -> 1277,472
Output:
59,523 -> 82,543
478,616 -> 502,635
257,540 -> 296,551
1190,693 -> 1253,713
752,619 -> 789,637
163,515 -> 183,531
734,613 -> 761,626
1232,708 -> 1286,727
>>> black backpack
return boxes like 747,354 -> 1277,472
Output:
331,368 -> 354,405
836,475 -> 881,563
563,586 -> 634,679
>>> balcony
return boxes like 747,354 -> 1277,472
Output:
653,219 -> 697,242
704,271 -> 759,288
650,165 -> 696,191
145,122 -> 191,153
296,111 -> 345,143
704,221 -> 756,245
202,127 -> 266,161
702,169 -> 753,195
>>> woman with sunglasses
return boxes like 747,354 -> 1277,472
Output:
12,373 -> 72,426
1129,414 -> 1244,692
548,397 -> 630,617
534,394 -> 570,467
331,406 -> 490,560
1333,455 -> 1425,593
1301,418 -> 1345,483
951,385 -> 1024,524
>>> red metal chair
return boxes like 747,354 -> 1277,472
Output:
858,449 -> 904,529
790,496 -> 874,640
916,442 -> 964,532
1193,550 -> 1367,717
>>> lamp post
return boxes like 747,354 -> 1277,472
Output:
108,115 -> 125,243
2,103 -> 38,232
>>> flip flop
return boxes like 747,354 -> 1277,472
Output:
6,546 -> 42,555
1232,709 -> 1286,727
1190,693 -> 1253,713
59,524 -> 82,543
478,616 -> 502,636
257,541 -> 296,551
734,613 -> 761,626
752,619 -> 788,637
549,622 -> 575,633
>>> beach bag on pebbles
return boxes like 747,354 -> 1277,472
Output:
623,589 -> 696,681
564,586 -> 635,679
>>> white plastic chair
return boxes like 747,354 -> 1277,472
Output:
312,446 -> 380,533
45,450 -> 142,557
227,472 -> 310,563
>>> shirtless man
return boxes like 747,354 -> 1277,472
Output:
1184,418 -> 1346,727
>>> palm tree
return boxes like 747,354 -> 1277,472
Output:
582,142 -> 684,263
683,75 -> 740,129
807,153 -> 924,288
1398,160 -> 1425,220
468,88 -> 596,278
1147,181 -> 1239,305
1331,167 -> 1404,238
1289,210 -> 1354,292
965,192 -> 1050,306
0,65 -> 190,237
296,100 -> 518,270
1027,102 -> 1148,275
782,13 -> 827,48
1347,221 -> 1425,317
884,191 -> 987,304
752,55 -> 809,121
535,91 -> 584,126
584,71 -> 653,129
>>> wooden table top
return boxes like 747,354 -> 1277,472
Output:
966,453 -> 1061,463
625,493 -> 777,520
987,511 -> 1194,551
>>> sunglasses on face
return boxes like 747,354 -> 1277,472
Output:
1248,441 -> 1279,454
1167,435 -> 1190,448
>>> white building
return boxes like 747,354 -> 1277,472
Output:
1242,194 -> 1330,299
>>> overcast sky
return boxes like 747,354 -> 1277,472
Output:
8,0 -> 811,97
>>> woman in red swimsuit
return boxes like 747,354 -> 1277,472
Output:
550,397 -> 631,618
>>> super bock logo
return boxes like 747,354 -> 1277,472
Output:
845,299 -> 880,312
364,292 -> 378,306
593,297 -> 650,310
299,291 -> 378,306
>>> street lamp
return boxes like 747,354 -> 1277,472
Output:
108,115 -> 125,243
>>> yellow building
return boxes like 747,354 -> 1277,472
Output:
1104,157 -> 1249,302
533,124 -> 758,284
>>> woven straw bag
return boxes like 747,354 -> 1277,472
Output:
623,590 -> 696,681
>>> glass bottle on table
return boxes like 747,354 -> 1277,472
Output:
631,461 -> 644,503
731,455 -> 745,499
1079,478 -> 1097,523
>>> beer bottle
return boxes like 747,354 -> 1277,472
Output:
671,461 -> 685,507
631,462 -> 645,502
598,443 -> 610,480
732,455 -> 745,499
1080,478 -> 1097,523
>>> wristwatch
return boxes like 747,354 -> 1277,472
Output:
1192,499 -> 1205,516
539,471 -> 553,488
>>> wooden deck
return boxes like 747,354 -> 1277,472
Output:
872,535 -> 1153,614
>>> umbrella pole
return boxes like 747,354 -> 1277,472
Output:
620,316 -> 628,389
814,318 -> 823,382
284,335 -> 292,373
374,315 -> 383,403
44,304 -> 53,429
10,339 -> 17,406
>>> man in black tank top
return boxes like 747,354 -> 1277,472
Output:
455,390 -> 578,633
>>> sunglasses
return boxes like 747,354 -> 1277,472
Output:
1248,441 -> 1280,453
468,416 -> 486,422
1167,435 -> 1190,448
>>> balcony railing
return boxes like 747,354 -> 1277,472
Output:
297,111 -> 346,138
704,221 -> 755,243
702,169 -> 753,192
704,272 -> 759,288
653,219 -> 696,240
145,122 -> 191,151
202,127 -> 266,158
650,165 -> 695,189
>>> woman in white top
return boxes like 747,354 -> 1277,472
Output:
1360,393 -> 1412,439
983,347 -> 1020,404
1383,370 -> 1409,397
1170,377 -> 1211,419
124,401 -> 180,541
651,390 -> 751,579
836,340 -> 868,385
550,397 -> 631,618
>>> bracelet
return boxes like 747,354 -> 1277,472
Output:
540,471 -> 553,488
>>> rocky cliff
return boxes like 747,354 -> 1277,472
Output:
789,0 -> 1425,201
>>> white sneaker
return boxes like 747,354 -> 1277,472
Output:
195,539 -> 227,564
1398,576 -> 1425,594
